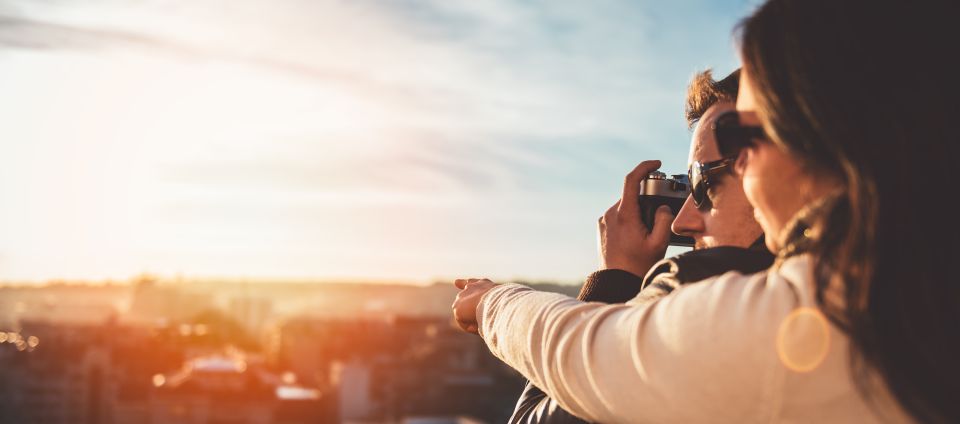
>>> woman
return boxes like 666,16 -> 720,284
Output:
452,0 -> 958,422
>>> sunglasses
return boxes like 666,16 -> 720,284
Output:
713,111 -> 768,158
687,112 -> 769,209
688,158 -> 733,209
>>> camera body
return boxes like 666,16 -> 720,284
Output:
638,171 -> 694,247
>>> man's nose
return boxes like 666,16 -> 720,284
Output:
672,195 -> 706,237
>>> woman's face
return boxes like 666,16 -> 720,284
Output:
735,69 -> 824,253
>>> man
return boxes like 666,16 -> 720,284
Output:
502,69 -> 772,423
672,69 -> 763,250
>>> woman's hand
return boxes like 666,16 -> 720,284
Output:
598,160 -> 674,277
452,278 -> 499,334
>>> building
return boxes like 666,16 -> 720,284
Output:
273,315 -> 525,423
0,319 -> 332,424
227,296 -> 273,335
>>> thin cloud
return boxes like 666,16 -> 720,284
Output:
0,15 -> 423,103
0,0 -> 752,282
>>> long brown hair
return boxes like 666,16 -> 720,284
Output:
739,0 -> 958,421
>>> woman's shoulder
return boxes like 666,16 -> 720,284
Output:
772,253 -> 816,295
633,253 -> 815,311
622,254 -> 823,376
702,252 -> 817,307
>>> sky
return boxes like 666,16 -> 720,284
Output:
0,0 -> 754,284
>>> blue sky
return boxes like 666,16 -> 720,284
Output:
0,0 -> 755,284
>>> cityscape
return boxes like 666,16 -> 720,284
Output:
0,277 -> 580,424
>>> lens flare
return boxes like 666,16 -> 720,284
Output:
776,307 -> 830,373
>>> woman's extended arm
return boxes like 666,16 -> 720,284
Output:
477,267 -> 799,424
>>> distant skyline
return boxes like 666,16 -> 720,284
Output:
0,0 -> 753,284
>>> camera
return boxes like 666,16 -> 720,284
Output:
638,171 -> 694,247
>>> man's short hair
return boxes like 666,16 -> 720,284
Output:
685,69 -> 740,129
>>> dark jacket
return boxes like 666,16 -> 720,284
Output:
508,240 -> 774,424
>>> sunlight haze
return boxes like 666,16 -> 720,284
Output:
0,0 -> 750,283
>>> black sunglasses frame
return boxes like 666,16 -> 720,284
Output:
688,158 -> 734,209
712,111 -> 768,158
686,111 -> 769,209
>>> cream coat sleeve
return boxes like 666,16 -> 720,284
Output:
477,262 -> 805,424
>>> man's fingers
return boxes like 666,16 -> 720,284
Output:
649,205 -> 675,248
602,201 -> 619,226
619,160 -> 661,216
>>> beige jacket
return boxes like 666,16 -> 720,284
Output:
477,254 -> 912,423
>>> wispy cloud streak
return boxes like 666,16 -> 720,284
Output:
0,0 -> 752,282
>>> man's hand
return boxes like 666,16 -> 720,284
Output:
598,160 -> 675,277
452,278 -> 498,334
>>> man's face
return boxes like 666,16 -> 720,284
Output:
671,102 -> 763,249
